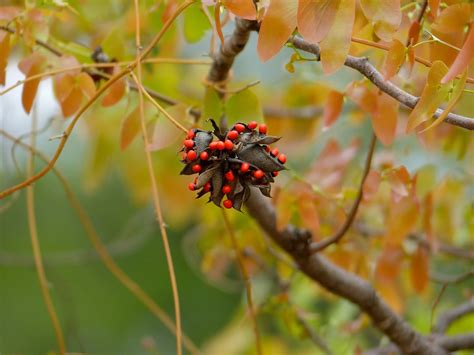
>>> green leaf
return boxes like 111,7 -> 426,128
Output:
183,3 -> 210,43
225,89 -> 263,126
202,87 -> 224,121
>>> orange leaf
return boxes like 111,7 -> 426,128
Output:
431,3 -> 471,34
383,39 -> 406,80
375,246 -> 403,282
120,105 -> 142,150
373,92 -> 398,146
346,81 -> 377,116
386,166 -> 411,201
322,90 -> 344,128
376,281 -> 404,313
18,52 -> 45,114
257,0 -> 298,62
428,0 -> 440,20
53,74 -> 75,103
362,170 -> 380,201
0,32 -> 10,85
410,246 -> 429,294
223,0 -> 256,20
386,195 -> 418,246
319,0 -> 355,74
101,66 -> 126,107
442,26 -> 474,84
360,0 -> 401,41
297,0 -> 339,43
61,87 -> 83,117
77,72 -> 96,99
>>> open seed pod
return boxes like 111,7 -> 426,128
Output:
180,120 -> 287,210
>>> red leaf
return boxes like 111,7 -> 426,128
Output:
223,0 -> 256,20
297,0 -> 339,43
257,0 -> 297,62
322,90 -> 344,129
0,32 -> 10,85
442,25 -> 474,84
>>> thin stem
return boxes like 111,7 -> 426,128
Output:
222,209 -> 263,355
0,129 -> 200,354
26,107 -> 66,354
310,133 -> 377,253
133,2 -> 182,354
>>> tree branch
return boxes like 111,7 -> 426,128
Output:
288,36 -> 474,130
435,333 -> 474,352
434,300 -> 474,334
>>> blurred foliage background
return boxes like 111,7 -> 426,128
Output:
0,0 -> 473,354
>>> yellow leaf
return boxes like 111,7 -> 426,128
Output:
257,0 -> 298,62
320,0 -> 355,74
421,71 -> 467,132
410,246 -> 429,294
406,61 -> 449,132
373,92 -> 398,146
383,39 -> 406,80
360,0 -> 401,41
297,0 -> 339,43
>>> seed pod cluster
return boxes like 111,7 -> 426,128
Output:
180,120 -> 287,210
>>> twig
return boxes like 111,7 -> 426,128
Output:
288,35 -> 474,130
434,299 -> 474,334
132,1 -> 183,353
430,269 -> 474,284
435,333 -> 474,352
310,133 -> 377,253
26,107 -> 66,354
222,210 -> 263,355
0,129 -> 200,354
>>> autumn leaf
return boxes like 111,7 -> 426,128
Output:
148,104 -> 187,151
0,6 -> 21,21
386,166 -> 411,202
0,32 -> 10,85
373,92 -> 398,146
410,246 -> 429,294
375,246 -> 403,282
441,26 -> 474,84
360,0 -> 401,41
322,90 -> 344,129
257,0 -> 297,62
428,0 -> 440,20
297,0 -> 339,43
383,39 -> 406,80
386,195 -> 418,246
431,3 -> 471,34
319,0 -> 355,74
223,0 -> 256,20
362,170 -> 381,201
77,72 -> 96,99
422,71 -> 467,132
120,105 -> 142,151
406,61 -> 449,132
18,52 -> 45,114
102,65 -> 126,107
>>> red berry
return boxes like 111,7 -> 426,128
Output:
192,164 -> 202,173
187,150 -> 197,161
222,185 -> 232,194
225,170 -> 235,181
271,148 -> 279,157
194,176 -> 198,183
184,139 -> 194,149
187,129 -> 195,139
182,152 -> 187,160
272,171 -> 279,177
223,199 -> 233,209
253,169 -> 264,179
200,151 -> 209,160
234,123 -> 245,133
224,140 -> 234,150
248,121 -> 258,129
259,124 -> 267,134
227,130 -> 239,140
240,162 -> 250,173
264,146 -> 270,152
188,183 -> 195,191
209,141 -> 218,150
216,141 -> 225,150
278,154 -> 287,164
203,182 -> 211,192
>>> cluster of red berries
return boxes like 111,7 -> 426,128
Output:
180,120 -> 287,210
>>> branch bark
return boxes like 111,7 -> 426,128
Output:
434,300 -> 474,334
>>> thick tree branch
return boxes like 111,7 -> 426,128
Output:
288,36 -> 474,130
434,300 -> 474,334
